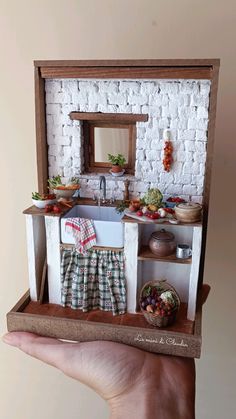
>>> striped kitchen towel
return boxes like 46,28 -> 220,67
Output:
65,218 -> 96,255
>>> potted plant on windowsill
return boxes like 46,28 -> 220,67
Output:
108,153 -> 126,174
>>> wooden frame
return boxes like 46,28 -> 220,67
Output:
7,59 -> 220,358
69,112 -> 148,174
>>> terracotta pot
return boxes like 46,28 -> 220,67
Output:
148,229 -> 176,257
174,202 -> 202,223
111,164 -> 122,173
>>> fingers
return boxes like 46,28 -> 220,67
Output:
2,332 -> 77,369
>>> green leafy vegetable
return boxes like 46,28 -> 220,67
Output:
143,188 -> 163,207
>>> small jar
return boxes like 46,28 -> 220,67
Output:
148,229 -> 176,257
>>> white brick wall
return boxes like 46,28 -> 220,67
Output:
45,79 -> 211,201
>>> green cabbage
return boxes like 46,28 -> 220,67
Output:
143,188 -> 163,207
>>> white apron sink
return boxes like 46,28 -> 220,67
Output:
61,205 -> 124,248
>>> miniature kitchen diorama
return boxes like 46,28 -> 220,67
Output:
7,60 -> 220,358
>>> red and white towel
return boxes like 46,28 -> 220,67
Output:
65,218 -> 96,254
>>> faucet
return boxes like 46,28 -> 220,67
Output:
99,175 -> 106,203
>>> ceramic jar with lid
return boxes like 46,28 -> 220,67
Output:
174,202 -> 202,223
148,229 -> 176,257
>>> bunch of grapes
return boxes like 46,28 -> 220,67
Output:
140,286 -> 175,317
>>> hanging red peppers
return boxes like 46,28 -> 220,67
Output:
162,129 -> 173,172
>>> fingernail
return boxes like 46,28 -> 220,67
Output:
2,333 -> 15,345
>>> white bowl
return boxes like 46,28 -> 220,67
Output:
32,198 -> 57,209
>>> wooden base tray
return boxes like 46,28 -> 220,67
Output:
7,291 -> 202,358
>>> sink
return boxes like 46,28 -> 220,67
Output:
61,205 -> 124,248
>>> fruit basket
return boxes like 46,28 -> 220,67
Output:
140,280 -> 180,327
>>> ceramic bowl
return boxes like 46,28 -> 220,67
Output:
32,198 -> 57,209
53,187 -> 80,199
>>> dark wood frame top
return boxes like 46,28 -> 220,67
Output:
34,59 -> 220,288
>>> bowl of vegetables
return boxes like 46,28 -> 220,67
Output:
32,192 -> 57,209
140,280 -> 180,327
48,175 -> 80,199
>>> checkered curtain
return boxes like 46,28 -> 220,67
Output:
61,249 -> 126,315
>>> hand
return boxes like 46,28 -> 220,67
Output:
2,285 -> 210,419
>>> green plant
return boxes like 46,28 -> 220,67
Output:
107,153 -> 126,167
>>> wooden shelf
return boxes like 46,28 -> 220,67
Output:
122,215 -> 202,227
69,111 -> 148,122
138,246 -> 192,264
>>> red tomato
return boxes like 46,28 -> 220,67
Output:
45,204 -> 53,213
148,213 -> 160,220
136,210 -> 143,216
53,205 -> 61,214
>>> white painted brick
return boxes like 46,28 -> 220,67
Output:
170,94 -> 190,107
131,105 -> 142,114
141,82 -> 159,95
72,91 -> 88,105
63,165 -> 74,178
180,81 -> 199,95
147,149 -> 161,160
195,142 -> 206,153
46,92 -> 55,103
46,104 -> 61,115
190,94 -> 209,108
170,119 -> 188,130
158,118 -> 170,129
132,182 -> 150,193
63,125 -> 81,137
78,81 -> 98,93
119,81 -> 140,94
176,151 -> 193,162
192,175 -> 204,187
136,127 -> 146,139
183,162 -> 200,175
160,172 -> 174,184
160,82 -> 180,94
71,138 -> 81,156
197,185 -> 204,195
165,184 -> 183,195
47,123 -> 63,136
200,82 -> 211,97
174,173 -> 192,185
47,133 -> 56,145
117,105 -> 132,113
183,185 -> 197,195
55,135 -> 71,146
48,145 -> 63,157
136,149 -> 145,160
149,93 -> 169,106
150,139 -> 163,150
193,152 -> 206,164
162,105 -> 178,118
108,93 -> 127,105
72,157 -> 81,168
185,141 -> 196,152
46,80 -> 62,93
172,141 -> 185,151
141,161 -> 152,171
88,92 -> 107,106
62,80 -> 78,94
151,161 -> 163,171
99,81 -> 119,94
53,91 -> 71,104
197,106 -> 209,118
177,129 -> 196,141
188,118 -> 208,130
143,172 -> 159,182
196,130 -> 207,142
128,94 -> 148,105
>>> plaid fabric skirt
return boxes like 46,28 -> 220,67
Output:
61,249 -> 126,315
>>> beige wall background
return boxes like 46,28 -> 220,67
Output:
0,1 -> 235,418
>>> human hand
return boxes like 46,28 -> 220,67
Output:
2,285 -> 210,419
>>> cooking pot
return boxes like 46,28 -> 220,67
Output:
148,229 -> 176,257
174,202 -> 202,223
